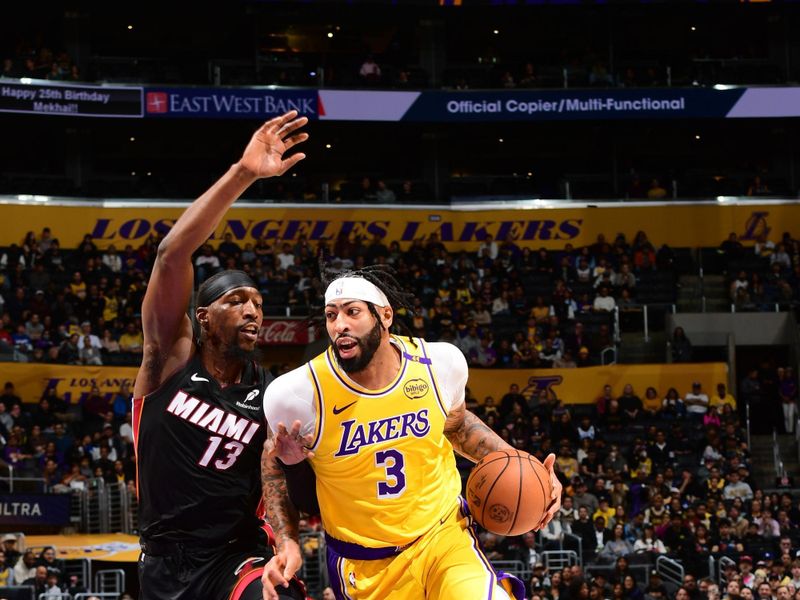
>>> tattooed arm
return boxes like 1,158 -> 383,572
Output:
443,400 -> 514,461
444,397 -> 564,529
260,437 -> 301,600
435,341 -> 563,529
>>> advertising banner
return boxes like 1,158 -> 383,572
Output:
258,319 -> 315,345
466,362 -> 729,406
0,197 -> 793,251
0,494 -> 71,526
24,533 -> 140,562
0,363 -> 138,405
143,87 -> 317,119
318,87 -> 800,122
3,361 -> 727,411
0,80 -> 143,118
3,82 -> 800,121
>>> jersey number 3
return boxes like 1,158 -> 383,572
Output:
375,449 -> 406,498
199,435 -> 244,470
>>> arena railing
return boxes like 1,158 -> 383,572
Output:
38,594 -> 71,600
490,560 -> 530,582
600,346 -> 618,366
715,556 -> 737,587
796,417 -> 800,464
561,532 -> 583,564
299,532 -> 326,596
93,569 -> 125,596
773,428 -> 786,481
542,550 -> 580,572
0,587 -> 34,600
655,555 -> 685,588
0,467 -> 47,493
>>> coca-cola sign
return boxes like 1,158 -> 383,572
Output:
258,319 -> 314,345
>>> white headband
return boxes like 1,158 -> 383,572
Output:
324,277 -> 390,307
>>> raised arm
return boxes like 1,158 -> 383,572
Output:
134,112 -> 308,398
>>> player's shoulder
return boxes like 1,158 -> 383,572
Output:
264,363 -> 312,401
425,340 -> 468,368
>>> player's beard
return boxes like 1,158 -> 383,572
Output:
333,319 -> 382,374
221,327 -> 259,364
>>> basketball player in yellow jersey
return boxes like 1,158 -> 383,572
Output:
260,265 -> 563,600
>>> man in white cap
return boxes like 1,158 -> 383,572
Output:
261,264 -> 563,599
1,534 -> 19,569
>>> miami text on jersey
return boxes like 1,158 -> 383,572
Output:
166,390 -> 261,443
335,409 -> 430,457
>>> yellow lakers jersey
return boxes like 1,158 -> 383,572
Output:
307,335 -> 462,548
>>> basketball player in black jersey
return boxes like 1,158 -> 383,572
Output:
133,111 -> 309,600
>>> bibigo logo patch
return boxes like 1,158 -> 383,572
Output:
403,379 -> 429,399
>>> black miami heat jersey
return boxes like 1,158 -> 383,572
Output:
133,354 -> 273,545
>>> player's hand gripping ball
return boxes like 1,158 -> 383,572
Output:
466,449 -> 554,536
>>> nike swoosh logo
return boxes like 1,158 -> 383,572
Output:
332,401 -> 358,415
190,372 -> 210,383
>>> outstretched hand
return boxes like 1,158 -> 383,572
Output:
239,110 -> 309,179
265,420 -> 315,466
261,539 -> 302,600
535,453 -> 563,530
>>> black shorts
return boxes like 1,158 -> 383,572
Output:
138,537 -> 305,600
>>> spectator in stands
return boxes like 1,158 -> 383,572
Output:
685,382 -> 710,419
711,383 -> 737,412
720,233 -> 745,258
519,63 -> 537,87
42,569 -> 65,596
724,471 -> 755,501
375,180 -> 396,204
0,381 -> 20,408
0,549 -> 12,585
747,175 -> 771,197
778,367 -> 797,434
670,327 -> 693,362
1,535 -> 19,572
471,336 -> 497,367
516,531 -> 542,568
633,523 -> 667,555
647,179 -> 668,200
80,335 -> 103,365
194,244 -> 221,283
22,565 -> 48,596
618,384 -> 643,422
359,55 -> 382,83
13,550 -> 35,585
101,329 -> 120,355
641,387 -> 661,417
573,479 -> 600,516
55,333 -> 78,363
593,286 -> 616,312
118,322 -> 143,354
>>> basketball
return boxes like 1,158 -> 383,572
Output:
466,449 -> 553,536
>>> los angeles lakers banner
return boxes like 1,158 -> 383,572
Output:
466,362 -> 729,406
3,362 -> 727,408
24,533 -> 141,562
1,363 -> 139,405
0,197 -> 793,251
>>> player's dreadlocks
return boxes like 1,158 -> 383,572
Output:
319,257 -> 418,347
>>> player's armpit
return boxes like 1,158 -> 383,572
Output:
443,405 -> 513,462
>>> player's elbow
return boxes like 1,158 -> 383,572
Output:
155,240 -> 191,268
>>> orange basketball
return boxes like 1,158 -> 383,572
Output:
466,449 -> 553,536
